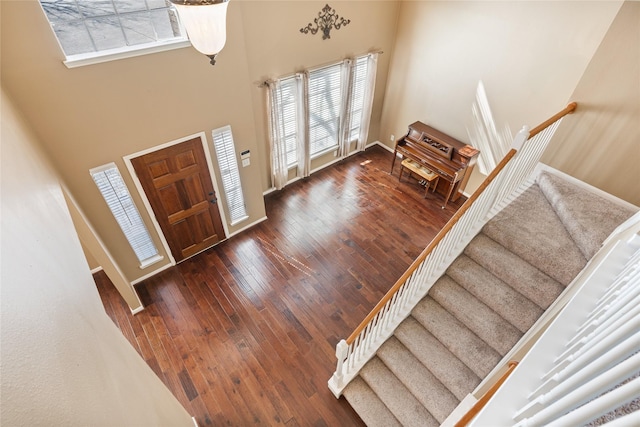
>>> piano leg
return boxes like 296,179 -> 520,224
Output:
441,173 -> 459,209
390,152 -> 399,174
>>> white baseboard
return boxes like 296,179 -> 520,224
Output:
129,304 -> 145,315
228,216 -> 268,238
263,143 -> 390,196
191,416 -> 199,427
371,140 -> 394,153
90,266 -> 104,274
130,261 -> 175,286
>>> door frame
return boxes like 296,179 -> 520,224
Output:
123,131 -> 230,266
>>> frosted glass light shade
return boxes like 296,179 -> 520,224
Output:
173,1 -> 229,59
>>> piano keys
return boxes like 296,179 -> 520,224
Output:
391,121 -> 480,208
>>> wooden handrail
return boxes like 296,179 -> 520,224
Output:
529,102 -> 577,138
346,148 -> 516,343
454,361 -> 519,427
345,102 -> 578,345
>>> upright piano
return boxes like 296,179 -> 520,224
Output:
391,121 -> 480,207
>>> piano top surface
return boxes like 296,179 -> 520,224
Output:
406,121 -> 466,149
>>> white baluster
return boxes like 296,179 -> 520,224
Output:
556,297 -> 640,361
517,332 -> 640,418
537,313 -> 639,394
544,376 -> 640,427
560,299 -> 640,364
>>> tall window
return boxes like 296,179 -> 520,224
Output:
348,56 -> 369,142
90,163 -> 161,268
39,0 -> 185,61
266,53 -> 378,189
274,77 -> 300,167
308,64 -> 342,156
211,126 -> 248,225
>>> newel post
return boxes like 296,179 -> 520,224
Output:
511,125 -> 531,151
329,339 -> 349,397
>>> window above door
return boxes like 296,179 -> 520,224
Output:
39,0 -> 190,68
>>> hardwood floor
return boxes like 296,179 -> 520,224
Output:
95,145 -> 465,426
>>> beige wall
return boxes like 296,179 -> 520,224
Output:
2,0 -> 637,290
1,89 -> 193,426
541,1 -> 640,206
238,1 -> 399,188
380,1 -> 624,195
0,0 -> 399,284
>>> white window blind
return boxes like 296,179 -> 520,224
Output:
266,54 -> 377,188
349,56 -> 369,142
308,64 -> 342,155
211,126 -> 248,225
275,77 -> 299,167
90,163 -> 160,267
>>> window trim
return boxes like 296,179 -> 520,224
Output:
38,0 -> 191,68
63,38 -> 191,68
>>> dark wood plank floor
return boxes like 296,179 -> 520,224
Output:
95,145 -> 465,426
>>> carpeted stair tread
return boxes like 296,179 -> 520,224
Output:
430,276 -> 523,355
464,233 -> 565,309
446,255 -> 543,333
412,297 -> 502,378
341,173 -> 630,426
395,317 -> 480,400
360,357 -> 439,427
537,171 -> 638,260
482,183 -> 587,286
343,377 -> 402,427
378,337 -> 459,424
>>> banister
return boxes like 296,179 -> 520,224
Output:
529,102 -> 577,138
454,361 -> 519,427
345,102 -> 577,345
346,149 -> 516,343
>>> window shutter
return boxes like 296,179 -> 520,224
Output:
211,126 -> 248,225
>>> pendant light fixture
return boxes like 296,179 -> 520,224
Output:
170,0 -> 230,66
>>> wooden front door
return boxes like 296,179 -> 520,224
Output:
131,137 -> 225,262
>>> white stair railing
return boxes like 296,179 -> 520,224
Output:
468,211 -> 640,426
328,103 -> 578,398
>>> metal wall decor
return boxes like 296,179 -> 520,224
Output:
300,4 -> 350,40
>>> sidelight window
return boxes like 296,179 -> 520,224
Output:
211,126 -> 248,225
90,163 -> 161,268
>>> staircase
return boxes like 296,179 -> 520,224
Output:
342,170 -> 637,426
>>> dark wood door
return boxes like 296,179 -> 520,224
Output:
131,137 -> 225,262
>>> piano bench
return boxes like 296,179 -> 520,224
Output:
400,158 -> 440,197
